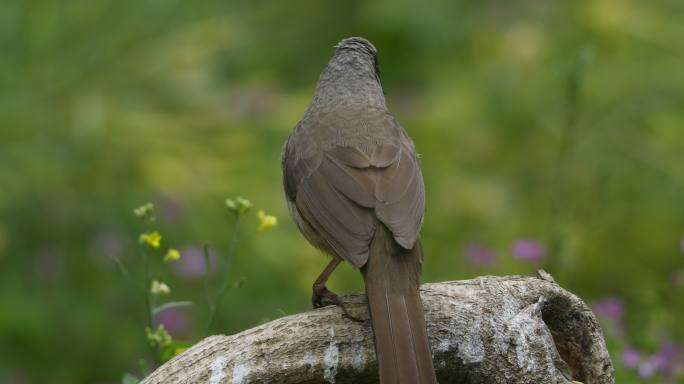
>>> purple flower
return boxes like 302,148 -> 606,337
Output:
650,353 -> 669,371
594,297 -> 624,321
658,341 -> 681,360
511,239 -> 545,262
623,347 -> 641,368
654,341 -> 682,376
629,341 -> 684,379
465,244 -> 497,265
172,245 -> 220,278
639,359 -> 657,378
155,307 -> 190,337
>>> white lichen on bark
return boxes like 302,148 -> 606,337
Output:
208,356 -> 227,384
323,328 -> 339,383
231,356 -> 249,384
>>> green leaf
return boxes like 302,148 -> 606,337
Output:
160,340 -> 193,363
152,301 -> 193,315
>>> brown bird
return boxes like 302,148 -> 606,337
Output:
282,37 -> 437,383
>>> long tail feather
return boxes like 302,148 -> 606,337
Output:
362,224 -> 437,384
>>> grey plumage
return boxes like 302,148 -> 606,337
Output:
282,37 -> 436,383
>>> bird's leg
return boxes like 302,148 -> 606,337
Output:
312,257 -> 363,322
312,257 -> 341,308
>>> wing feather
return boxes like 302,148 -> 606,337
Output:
282,118 -> 424,267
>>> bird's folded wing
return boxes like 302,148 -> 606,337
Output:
283,125 -> 424,268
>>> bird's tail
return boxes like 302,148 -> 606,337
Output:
361,224 -> 437,384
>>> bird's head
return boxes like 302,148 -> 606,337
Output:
335,37 -> 378,57
333,37 -> 380,78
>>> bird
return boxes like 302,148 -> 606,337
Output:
282,37 -> 437,383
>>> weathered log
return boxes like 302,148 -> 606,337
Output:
142,273 -> 614,384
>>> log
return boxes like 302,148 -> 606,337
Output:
141,273 -> 615,384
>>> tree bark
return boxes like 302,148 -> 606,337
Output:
141,273 -> 614,384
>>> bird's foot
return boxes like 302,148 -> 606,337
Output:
312,284 -> 364,322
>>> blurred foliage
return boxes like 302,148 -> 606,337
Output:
1,0 -> 684,382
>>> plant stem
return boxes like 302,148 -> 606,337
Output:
143,249 -> 154,330
205,214 -> 242,335
110,254 -> 130,277
202,244 -> 214,313
142,248 -> 158,361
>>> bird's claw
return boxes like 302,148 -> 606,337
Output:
312,284 -> 364,322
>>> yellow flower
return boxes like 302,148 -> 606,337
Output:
150,280 -> 170,295
139,231 -> 161,248
163,248 -> 181,263
257,210 -> 277,232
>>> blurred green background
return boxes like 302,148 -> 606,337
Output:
1,0 -> 684,382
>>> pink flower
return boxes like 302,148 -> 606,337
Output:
654,341 -> 682,377
639,359 -> 657,378
594,297 -> 624,321
511,239 -> 545,262
622,347 -> 641,368
172,245 -> 219,278
464,244 -> 497,265
155,307 -> 190,337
